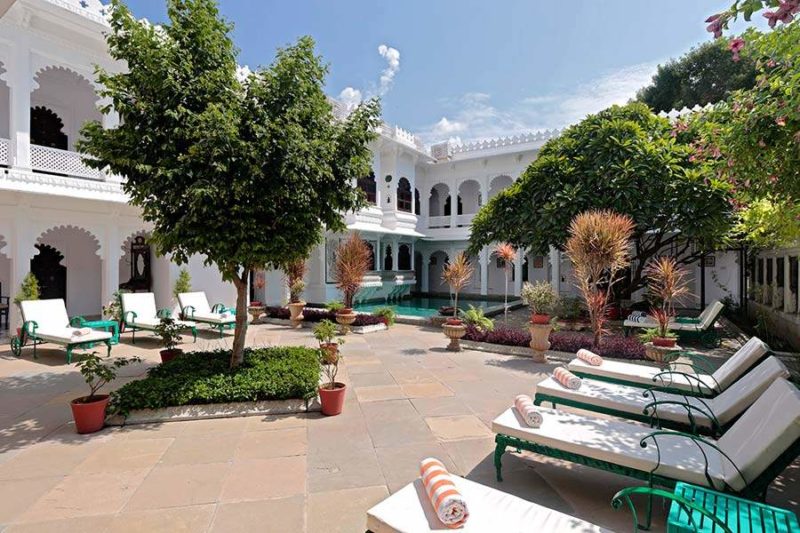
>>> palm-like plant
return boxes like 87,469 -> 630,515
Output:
644,256 -> 691,339
333,233 -> 371,309
284,258 -> 307,304
442,252 -> 475,320
565,210 -> 635,347
493,243 -> 516,321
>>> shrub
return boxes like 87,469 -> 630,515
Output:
13,272 -> 40,305
520,281 -> 558,316
173,268 -> 191,298
462,305 -> 494,332
263,306 -> 380,327
373,307 -> 396,326
109,347 -> 320,415
333,233 -> 371,308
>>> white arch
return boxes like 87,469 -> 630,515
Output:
458,179 -> 482,214
489,174 -> 514,199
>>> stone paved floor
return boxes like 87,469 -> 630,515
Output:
0,323 -> 797,532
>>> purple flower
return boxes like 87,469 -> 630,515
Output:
728,37 -> 745,62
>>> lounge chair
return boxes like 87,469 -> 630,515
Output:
11,299 -> 113,363
568,336 -> 770,397
534,356 -> 790,436
120,292 -> 197,344
492,379 -> 800,504
623,300 -> 725,348
177,291 -> 236,337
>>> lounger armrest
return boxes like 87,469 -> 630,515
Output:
157,308 -> 172,319
69,316 -> 88,328
642,389 -> 721,436
640,431 -> 746,491
123,310 -> 137,325
22,320 -> 38,336
611,486 -> 733,533
211,303 -> 226,313
651,369 -> 716,396
182,305 -> 196,319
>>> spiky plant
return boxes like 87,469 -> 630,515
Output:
284,258 -> 308,303
442,252 -> 475,319
565,210 -> 635,347
493,242 -> 516,321
333,233 -> 371,309
644,256 -> 691,338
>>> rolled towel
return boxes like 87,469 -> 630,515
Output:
419,457 -> 469,528
553,367 -> 582,390
514,395 -> 543,428
71,327 -> 92,338
576,348 -> 603,366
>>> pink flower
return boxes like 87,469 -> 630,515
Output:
776,116 -> 787,126
728,37 -> 745,62
767,59 -> 777,68
769,175 -> 779,184
705,13 -> 726,37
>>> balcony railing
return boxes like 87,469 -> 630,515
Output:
428,215 -> 450,228
456,213 -> 475,227
0,138 -> 8,166
31,144 -> 104,181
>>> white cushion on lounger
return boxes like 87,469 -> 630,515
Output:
20,299 -> 71,331
178,292 -> 235,325
121,293 -> 158,322
191,311 -> 235,324
712,337 -> 769,390
719,378 -> 800,492
624,300 -> 724,331
366,476 -> 609,533
36,327 -> 111,345
492,407 -> 728,490
537,357 -> 788,429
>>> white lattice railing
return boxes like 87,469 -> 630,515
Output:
428,215 -> 450,229
30,144 -> 104,181
0,138 -> 8,166
456,213 -> 475,227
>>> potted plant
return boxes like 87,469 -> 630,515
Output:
314,319 -> 346,416
13,273 -> 40,339
373,306 -> 396,327
71,353 -> 141,434
643,256 -> 690,351
332,233 -> 371,334
441,252 -> 474,351
520,280 -> 558,362
555,295 -> 585,330
493,242 -> 516,322
102,290 -> 127,331
155,316 -> 184,363
247,300 -> 265,322
285,258 -> 307,328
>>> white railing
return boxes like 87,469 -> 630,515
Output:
0,138 -> 8,166
428,215 -> 450,229
30,145 -> 104,181
456,213 -> 475,227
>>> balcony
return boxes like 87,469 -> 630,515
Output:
31,144 -> 104,181
425,213 -> 475,230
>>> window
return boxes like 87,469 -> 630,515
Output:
398,244 -> 411,270
777,257 -> 785,288
414,189 -> 420,215
397,178 -> 412,213
384,245 -> 393,271
358,173 -> 377,204
365,242 -> 377,270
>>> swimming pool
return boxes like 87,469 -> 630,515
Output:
353,296 -> 501,318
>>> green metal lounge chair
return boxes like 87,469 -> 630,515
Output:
534,357 -> 790,437
493,379 -> 800,510
10,299 -> 113,363
177,291 -> 236,338
623,300 -> 725,348
120,292 -> 197,344
567,337 -> 771,397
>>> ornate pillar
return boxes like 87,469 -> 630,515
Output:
513,249 -> 524,296
549,246 -> 561,294
7,40 -> 32,170
101,225 -> 121,313
9,208 -> 35,328
375,235 -> 382,272
480,247 -> 488,296
391,238 -> 399,271
421,252 -> 430,293
783,255 -> 792,313
449,187 -> 457,228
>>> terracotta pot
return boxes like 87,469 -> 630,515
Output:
319,383 -> 347,416
445,317 -> 463,326
335,312 -> 357,334
653,337 -> 677,348
531,313 -> 551,325
288,301 -> 305,328
250,301 -> 262,307
70,394 -> 110,434
160,348 -> 183,363
529,323 -> 552,363
320,342 -> 339,364
247,305 -> 265,322
339,307 -> 354,315
442,323 -> 467,352
644,342 -> 680,365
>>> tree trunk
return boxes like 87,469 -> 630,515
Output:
230,270 -> 250,368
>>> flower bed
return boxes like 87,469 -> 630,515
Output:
263,306 -> 384,326
463,324 -> 645,360
110,347 -> 320,415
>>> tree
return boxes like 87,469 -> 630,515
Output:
636,38 -> 756,112
493,243 -> 516,321
173,268 -> 192,299
79,0 -> 381,367
441,252 -> 474,319
467,103 -> 734,297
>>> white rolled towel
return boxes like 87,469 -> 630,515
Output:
71,327 -> 92,338
553,367 -> 582,390
514,395 -> 543,428
420,458 -> 469,528
576,348 -> 603,366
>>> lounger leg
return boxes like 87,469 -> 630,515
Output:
494,439 -> 506,482
192,327 -> 197,342
218,325 -> 223,339
33,339 -> 37,360
106,340 -> 112,357
66,346 -> 72,365
131,328 -> 136,344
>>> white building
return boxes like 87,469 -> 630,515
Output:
0,0 -> 741,331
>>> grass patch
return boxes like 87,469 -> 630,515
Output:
110,346 -> 320,415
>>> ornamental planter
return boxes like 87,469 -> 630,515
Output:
319,383 -> 346,416
335,311 -> 357,335
288,302 -> 305,329
70,394 -> 110,434
442,321 -> 467,352
652,336 -> 677,348
247,305 -> 265,323
529,323 -> 552,363
644,342 -> 681,365
160,348 -> 183,363
531,313 -> 551,325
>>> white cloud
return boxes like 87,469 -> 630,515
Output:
417,62 -> 659,144
338,86 -> 363,111
377,44 -> 400,96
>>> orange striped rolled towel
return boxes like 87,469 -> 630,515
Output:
514,394 -> 543,428
576,348 -> 603,366
419,457 -> 469,528
553,366 -> 582,390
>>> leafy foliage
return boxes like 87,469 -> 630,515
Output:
462,305 -> 494,332
78,0 -> 381,366
284,259 -> 307,304
644,256 -> 691,338
13,273 -> 40,305
333,233 -> 372,308
468,104 -> 734,294
441,252 -> 474,319
109,347 -> 320,415
520,281 -> 558,316
493,242 -> 516,320
155,316 -> 184,351
636,38 -> 756,112
372,307 -> 396,326
173,268 -> 192,298
75,353 -> 142,401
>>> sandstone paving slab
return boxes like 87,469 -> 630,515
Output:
73,437 -> 173,474
424,414 -> 493,441
349,371 -> 398,388
409,396 -> 474,418
220,456 -> 306,502
124,462 -> 230,511
374,442 -> 459,493
354,384 -> 406,403
4,514 -> 115,533
108,504 -> 215,533
308,444 -> 386,493
360,399 -> 438,448
234,426 -> 307,460
0,476 -> 63,524
210,495 -> 305,533
158,433 -> 240,466
308,485 -> 389,533
400,381 -> 454,399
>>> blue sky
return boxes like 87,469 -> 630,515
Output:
123,0 -> 761,144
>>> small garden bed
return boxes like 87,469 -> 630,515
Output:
263,306 -> 385,327
110,346 -> 320,416
463,324 -> 646,360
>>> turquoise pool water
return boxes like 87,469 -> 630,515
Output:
354,297 -> 498,318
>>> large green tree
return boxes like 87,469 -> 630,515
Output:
468,103 -> 734,296
636,38 -> 756,112
79,0 -> 380,366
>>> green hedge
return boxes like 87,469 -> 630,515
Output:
110,347 -> 320,415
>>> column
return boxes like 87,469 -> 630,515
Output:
421,252 -> 430,293
479,247 -> 488,296
375,236 -> 382,272
449,189 -> 457,228
784,255 -> 792,313
549,246 -> 561,294
391,238 -> 398,271
513,249 -> 523,296
420,187 -> 429,226
101,226 -> 121,313
8,42 -> 32,170
773,256 -> 779,308
9,211 -> 35,328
